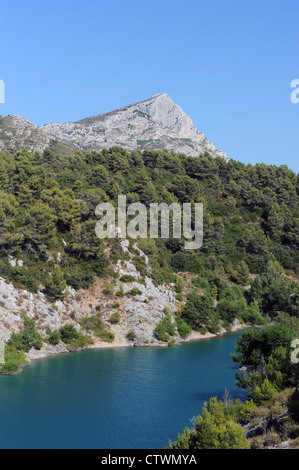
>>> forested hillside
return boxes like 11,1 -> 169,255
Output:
0,147 -> 299,286
0,146 -> 299,391
0,146 -> 298,303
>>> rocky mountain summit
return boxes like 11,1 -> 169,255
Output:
41,94 -> 228,159
0,94 -> 228,159
0,115 -> 75,156
0,115 -> 52,153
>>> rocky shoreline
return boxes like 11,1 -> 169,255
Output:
0,320 -> 248,376
0,241 -> 249,376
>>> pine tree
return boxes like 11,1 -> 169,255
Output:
235,260 -> 250,286
22,202 -> 57,251
44,265 -> 67,302
226,260 -> 236,281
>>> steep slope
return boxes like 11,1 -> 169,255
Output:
0,115 -> 75,155
0,241 -> 179,370
0,95 -> 227,159
40,94 -> 228,159
0,115 -> 51,153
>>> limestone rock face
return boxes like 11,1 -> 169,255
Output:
40,94 -> 228,159
0,115 -> 74,155
0,94 -> 228,159
0,240 -> 180,368
114,240 -> 177,346
0,115 -> 52,153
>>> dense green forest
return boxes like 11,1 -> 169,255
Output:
1,146 -> 299,443
0,146 -> 298,295
1,147 -> 299,331
0,146 -> 298,310
170,316 -> 299,449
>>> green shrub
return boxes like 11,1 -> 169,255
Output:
104,283 -> 115,295
127,287 -> 142,296
176,319 -> 191,339
59,324 -> 79,343
97,330 -> 115,343
132,256 -> 147,277
151,271 -> 164,286
171,252 -> 187,272
251,379 -> 278,405
109,312 -> 121,324
1,345 -> 27,373
10,266 -> 38,293
126,330 -> 136,341
155,314 -> 176,342
137,238 -> 158,257
49,330 -> 61,345
80,314 -> 104,333
8,316 -> 43,352
64,266 -> 94,290
116,285 -> 125,297
182,291 -> 214,331
68,332 -> 92,350
120,275 -> 136,283
192,277 -> 209,290
44,265 -> 67,302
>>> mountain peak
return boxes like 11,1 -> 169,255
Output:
0,115 -> 52,153
0,95 -> 228,160
40,95 -> 228,159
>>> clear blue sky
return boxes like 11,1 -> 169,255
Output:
1,0 -> 298,172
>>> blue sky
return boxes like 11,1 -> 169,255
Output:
1,0 -> 298,172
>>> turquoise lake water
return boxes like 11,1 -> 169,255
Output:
0,330 -> 247,449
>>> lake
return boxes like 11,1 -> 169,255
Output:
0,330 -> 247,449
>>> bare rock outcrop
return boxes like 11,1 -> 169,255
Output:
0,240 -> 180,366
41,94 -> 228,159
0,94 -> 228,159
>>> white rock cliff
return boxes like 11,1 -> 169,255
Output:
41,94 -> 228,159
0,94 -> 228,159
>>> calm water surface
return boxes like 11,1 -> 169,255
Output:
0,331 -> 246,449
